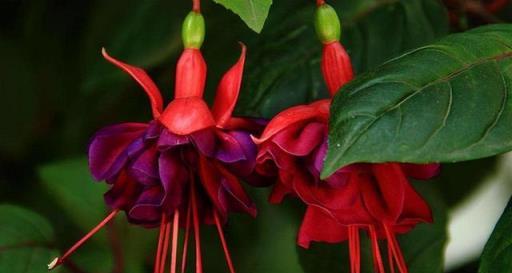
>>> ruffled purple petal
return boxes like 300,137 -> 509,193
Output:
144,121 -> 163,141
215,130 -> 249,163
157,129 -> 189,150
191,129 -> 216,157
89,123 -> 148,181
128,186 -> 164,224
127,146 -> 159,185
159,151 -> 188,209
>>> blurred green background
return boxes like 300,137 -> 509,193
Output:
1,0 -> 511,273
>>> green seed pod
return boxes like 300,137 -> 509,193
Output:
314,4 -> 341,44
182,11 -> 205,49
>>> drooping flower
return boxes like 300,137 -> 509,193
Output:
48,5 -> 262,273
253,2 -> 440,273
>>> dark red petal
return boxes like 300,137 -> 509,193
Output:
321,42 -> 354,96
174,48 -> 207,99
102,49 -> 163,118
401,163 -> 440,180
104,171 -> 142,210
212,44 -> 247,128
271,121 -> 326,156
297,206 -> 348,248
362,164 -> 406,222
399,181 -> 433,224
216,162 -> 257,217
159,97 -> 216,135
88,123 -> 148,181
128,186 -> 164,224
255,99 -> 330,144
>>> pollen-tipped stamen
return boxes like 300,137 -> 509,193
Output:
348,226 -> 360,273
384,224 -> 408,273
181,204 -> 192,273
368,225 -> 385,273
214,210 -> 236,273
170,210 -> 180,273
190,177 -> 203,273
48,209 -> 119,270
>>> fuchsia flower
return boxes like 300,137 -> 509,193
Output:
253,3 -> 440,273
49,8 -> 261,273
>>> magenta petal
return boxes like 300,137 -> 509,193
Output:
128,186 -> 164,223
128,146 -> 159,185
402,163 -> 441,180
104,173 -> 142,209
88,123 -> 148,180
144,121 -> 162,141
159,151 -> 188,209
215,130 -> 247,163
271,122 -> 326,156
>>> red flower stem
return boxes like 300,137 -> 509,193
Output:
213,210 -> 236,273
170,210 -> 180,273
348,226 -> 360,273
48,209 -> 119,270
159,220 -> 172,273
193,0 -> 201,12
384,224 -> 408,273
181,204 -> 192,273
388,241 -> 396,273
190,176 -> 204,273
368,226 -> 385,273
316,0 -> 325,6
154,214 -> 168,273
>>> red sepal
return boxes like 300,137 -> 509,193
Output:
254,99 -> 330,144
174,48 -> 207,99
159,97 -> 215,135
102,48 -> 163,118
212,44 -> 247,128
321,42 -> 354,96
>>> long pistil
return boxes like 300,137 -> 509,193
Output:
170,210 -> 180,273
368,225 -> 385,273
48,209 -> 120,270
181,205 -> 192,273
348,226 -> 361,273
384,224 -> 408,273
190,177 -> 203,273
214,210 -> 236,273
154,214 -> 168,273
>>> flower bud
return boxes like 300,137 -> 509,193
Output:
182,11 -> 205,49
314,4 -> 341,44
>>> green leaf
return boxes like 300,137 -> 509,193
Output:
479,196 -> 512,273
0,205 -> 60,273
298,182 -> 447,273
212,0 -> 272,33
323,24 -> 512,178
39,158 -> 108,232
237,0 -> 449,118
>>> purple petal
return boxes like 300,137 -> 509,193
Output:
159,151 -> 189,208
215,130 -> 248,163
221,130 -> 258,177
104,173 -> 142,209
88,123 -> 148,181
128,186 -> 164,223
157,129 -> 189,150
144,120 -> 163,141
127,146 -> 159,185
191,129 -> 216,157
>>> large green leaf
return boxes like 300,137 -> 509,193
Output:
298,182 -> 447,273
212,0 -> 272,33
236,0 -> 448,118
0,205 -> 60,273
479,196 -> 512,273
323,24 -> 512,178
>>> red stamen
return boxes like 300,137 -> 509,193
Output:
181,205 -> 192,273
316,0 -> 325,6
159,220 -> 172,273
154,214 -> 168,273
214,210 -> 236,273
170,210 -> 180,273
190,177 -> 203,273
348,226 -> 360,273
48,209 -> 119,270
368,225 -> 385,273
384,224 -> 408,273
388,241 -> 396,273
193,0 -> 201,12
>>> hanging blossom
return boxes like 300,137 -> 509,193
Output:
48,4 -> 262,273
252,2 -> 440,273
